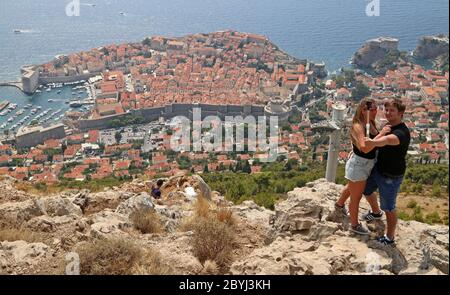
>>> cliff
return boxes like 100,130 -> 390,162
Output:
413,35 -> 449,60
352,37 -> 399,66
0,175 -> 448,275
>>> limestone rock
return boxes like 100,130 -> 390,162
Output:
0,241 -> 51,273
161,174 -> 211,201
89,209 -> 132,238
0,199 -> 45,226
39,196 -> 83,217
231,200 -> 274,229
115,192 -> 154,216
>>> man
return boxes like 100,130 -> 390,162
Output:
151,179 -> 164,199
363,98 -> 410,246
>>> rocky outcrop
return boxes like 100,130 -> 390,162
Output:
231,179 -> 449,275
0,176 -> 448,275
232,200 -> 274,230
115,192 -> 154,216
89,209 -> 132,239
352,37 -> 399,68
161,174 -> 212,201
413,35 -> 449,60
0,175 -> 32,204
0,241 -> 52,274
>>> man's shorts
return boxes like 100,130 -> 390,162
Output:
363,166 -> 403,212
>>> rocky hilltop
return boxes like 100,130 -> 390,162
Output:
352,37 -> 401,71
413,35 -> 449,60
0,175 -> 448,275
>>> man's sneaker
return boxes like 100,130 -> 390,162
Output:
335,203 -> 349,216
362,211 -> 383,222
377,235 -> 396,246
350,223 -> 370,235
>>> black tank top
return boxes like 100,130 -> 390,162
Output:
352,128 -> 378,160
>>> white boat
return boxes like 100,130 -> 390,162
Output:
48,99 -> 54,102
8,103 -> 18,110
35,90 -> 42,93
46,88 -> 51,92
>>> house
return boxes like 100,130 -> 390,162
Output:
0,144 -> 12,156
251,165 -> 262,174
335,87 -> 351,100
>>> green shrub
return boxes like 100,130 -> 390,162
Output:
406,200 -> 418,209
425,211 -> 442,225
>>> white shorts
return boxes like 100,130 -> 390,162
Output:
345,153 -> 375,182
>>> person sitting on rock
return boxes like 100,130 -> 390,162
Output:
151,179 -> 164,199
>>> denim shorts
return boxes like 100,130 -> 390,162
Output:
363,166 -> 403,212
345,153 -> 375,182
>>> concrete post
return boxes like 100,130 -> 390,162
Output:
325,103 -> 347,183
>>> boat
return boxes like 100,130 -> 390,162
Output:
48,99 -> 54,102
16,109 -> 24,116
69,101 -> 83,107
0,100 -> 10,111
46,88 -> 51,92
7,103 -> 18,110
13,29 -> 22,34
35,90 -> 42,93
37,106 -> 42,110
57,90 -> 62,94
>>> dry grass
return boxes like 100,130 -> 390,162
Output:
132,249 -> 173,275
191,216 -> 235,268
130,208 -> 164,234
199,260 -> 219,275
194,196 -> 211,218
0,227 -> 45,243
76,238 -> 142,275
178,197 -> 237,270
215,207 -> 236,227
14,182 -> 59,196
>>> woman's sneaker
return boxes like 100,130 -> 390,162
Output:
362,211 -> 383,222
335,203 -> 349,216
350,223 -> 370,235
377,235 -> 396,246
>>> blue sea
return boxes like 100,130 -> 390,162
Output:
0,0 -> 448,128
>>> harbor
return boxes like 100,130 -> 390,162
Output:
0,81 -> 94,134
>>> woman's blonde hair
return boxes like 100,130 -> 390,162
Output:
350,98 -> 376,146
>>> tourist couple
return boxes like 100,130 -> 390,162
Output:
335,98 -> 410,246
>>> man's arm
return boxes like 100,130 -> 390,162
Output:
373,125 -> 391,140
365,134 -> 400,148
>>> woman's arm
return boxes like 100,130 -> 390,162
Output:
351,123 -> 375,154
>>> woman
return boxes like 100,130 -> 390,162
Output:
334,99 -> 390,235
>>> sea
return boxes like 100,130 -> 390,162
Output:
0,0 -> 448,129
